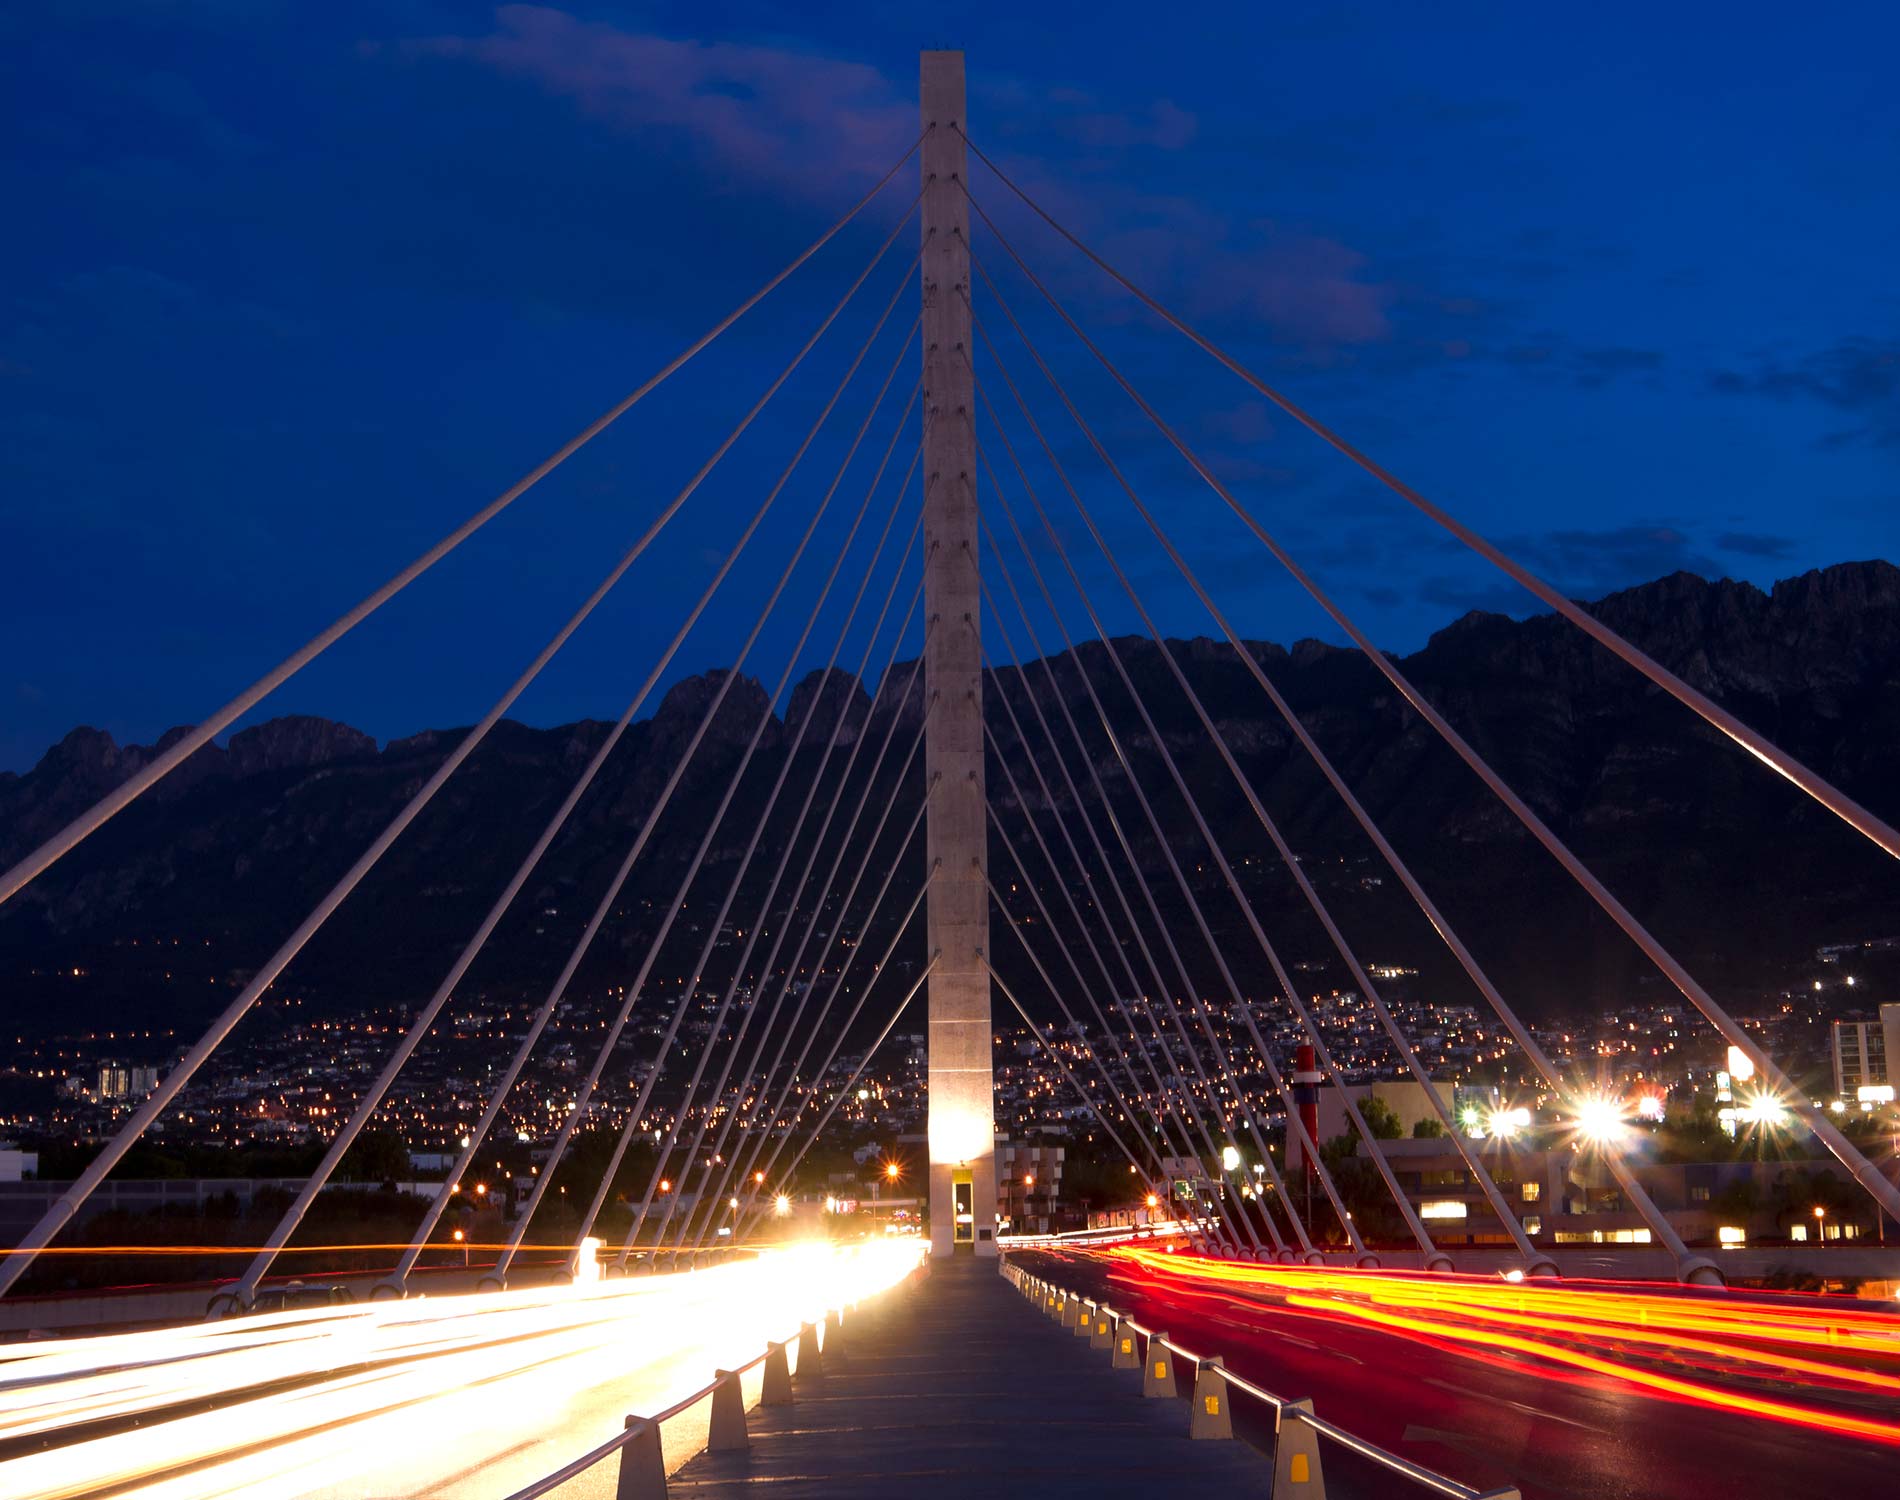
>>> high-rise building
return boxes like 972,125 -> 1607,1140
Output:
96,1064 -> 159,1100
1830,1007 -> 1898,1100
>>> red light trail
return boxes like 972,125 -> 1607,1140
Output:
1104,1247 -> 1900,1448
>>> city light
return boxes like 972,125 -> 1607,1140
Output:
1485,1105 -> 1532,1139
1739,1088 -> 1790,1129
1220,1145 -> 1241,1172
1635,1094 -> 1665,1121
774,1194 -> 791,1216
885,1161 -> 901,1181
1145,1193 -> 1159,1209
1572,1093 -> 1628,1146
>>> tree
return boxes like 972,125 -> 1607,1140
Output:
1412,1117 -> 1445,1139
1767,1167 -> 1867,1236
338,1129 -> 409,1186
1359,1095 -> 1403,1141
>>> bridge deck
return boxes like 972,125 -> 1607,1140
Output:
666,1255 -> 1267,1497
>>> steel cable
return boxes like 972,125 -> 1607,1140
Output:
0,132 -> 931,913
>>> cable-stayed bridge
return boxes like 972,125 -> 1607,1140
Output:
3,49 -> 1897,1500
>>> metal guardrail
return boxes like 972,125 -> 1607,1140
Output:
996,1217 -> 1210,1251
1001,1258 -> 1521,1500
498,1306 -> 841,1500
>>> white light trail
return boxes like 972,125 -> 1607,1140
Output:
0,1242 -> 919,1500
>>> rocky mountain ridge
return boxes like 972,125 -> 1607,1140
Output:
3,561 -> 1897,1037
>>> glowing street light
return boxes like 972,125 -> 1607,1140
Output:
1220,1145 -> 1241,1172
1814,1204 -> 1828,1245
755,1170 -> 766,1185
885,1161 -> 901,1182
1740,1089 -> 1790,1129
1573,1094 -> 1628,1146
773,1193 -> 791,1216
1145,1193 -> 1160,1210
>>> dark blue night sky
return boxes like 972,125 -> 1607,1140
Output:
4,3 -> 1896,772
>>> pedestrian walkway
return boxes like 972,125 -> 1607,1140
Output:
666,1253 -> 1268,1497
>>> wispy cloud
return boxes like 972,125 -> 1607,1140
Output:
1708,337 -> 1900,446
391,6 -> 914,193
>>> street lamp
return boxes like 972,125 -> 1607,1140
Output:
1573,1094 -> 1628,1147
1814,1204 -> 1827,1245
451,1227 -> 467,1267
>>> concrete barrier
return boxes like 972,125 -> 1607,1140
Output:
1142,1333 -> 1175,1398
1189,1358 -> 1233,1440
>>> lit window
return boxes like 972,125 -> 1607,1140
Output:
1717,1226 -> 1746,1246
1520,1181 -> 1541,1203
1523,1215 -> 1541,1235
1791,1223 -> 1808,1242
1419,1199 -> 1468,1221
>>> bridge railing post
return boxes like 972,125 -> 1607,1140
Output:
795,1319 -> 825,1385
1142,1332 -> 1175,1398
761,1340 -> 793,1406
707,1369 -> 748,1453
1111,1316 -> 1141,1370
614,1416 -> 666,1500
1270,1398 -> 1323,1496
1189,1357 -> 1233,1440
